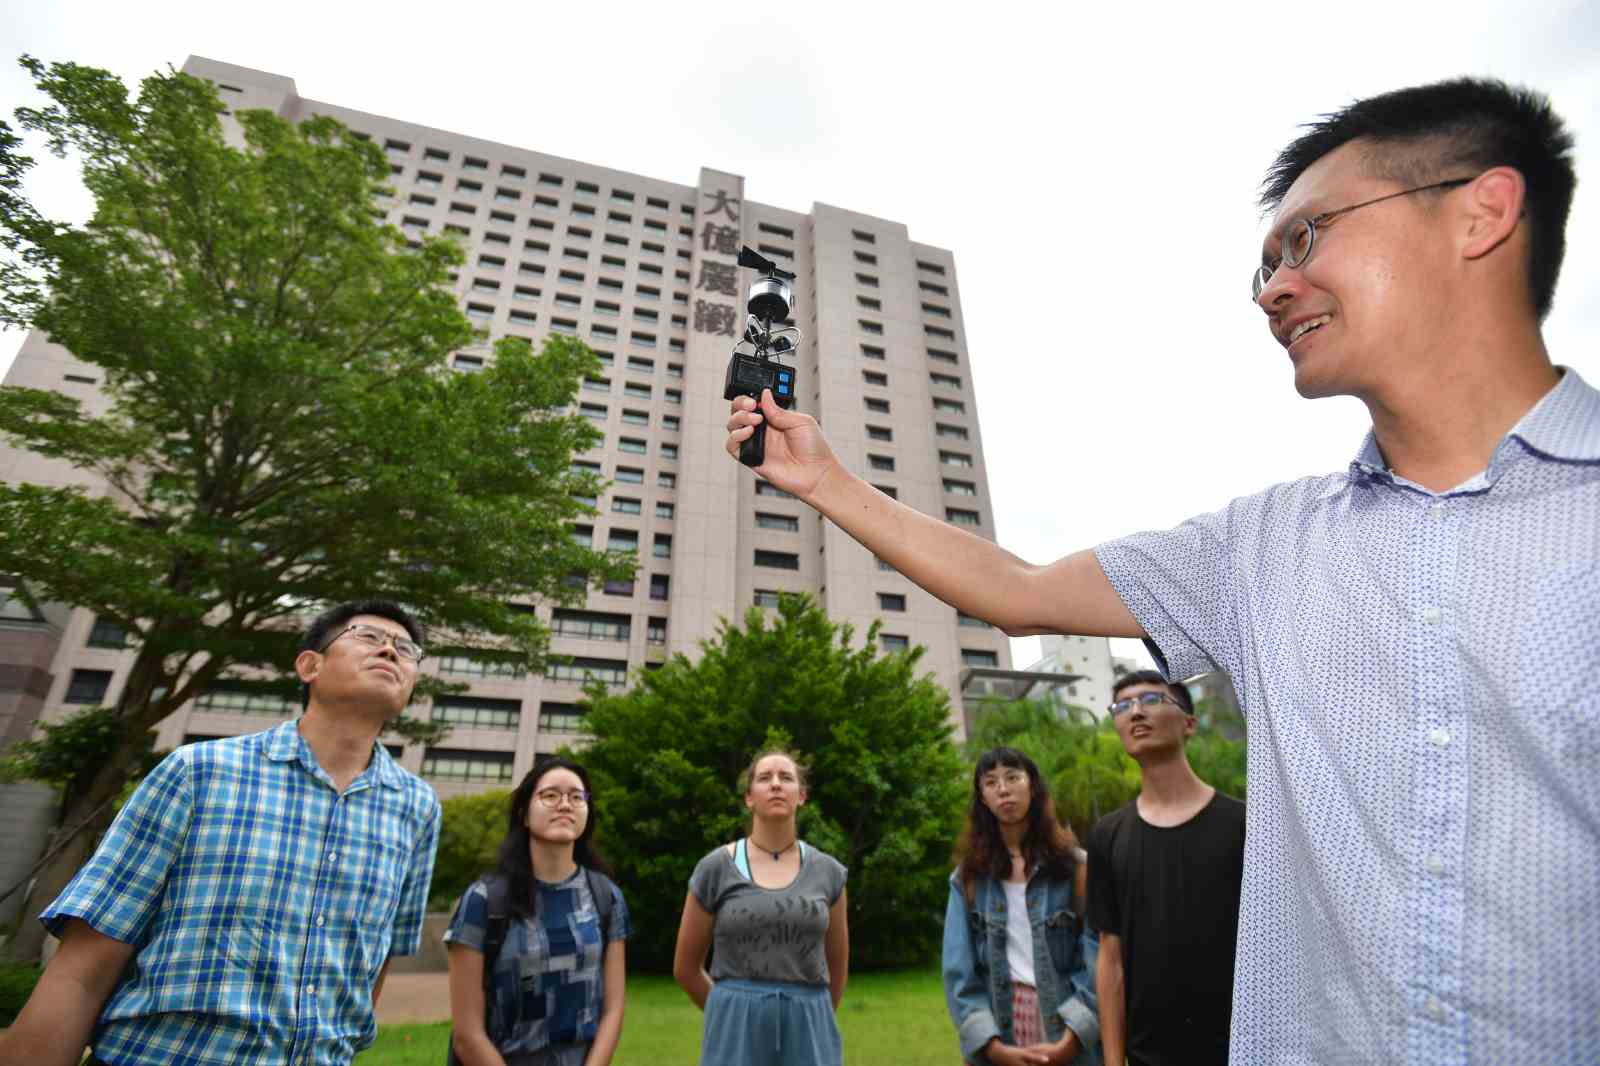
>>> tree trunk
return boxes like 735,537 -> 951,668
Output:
4,733 -> 151,964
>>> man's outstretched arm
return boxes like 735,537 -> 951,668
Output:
727,390 -> 1143,639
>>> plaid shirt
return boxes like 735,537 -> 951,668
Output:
42,720 -> 440,1066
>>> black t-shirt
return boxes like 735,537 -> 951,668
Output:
1085,791 -> 1246,1066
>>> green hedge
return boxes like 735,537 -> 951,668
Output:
0,960 -> 43,1026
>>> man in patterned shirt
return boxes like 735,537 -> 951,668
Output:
0,599 -> 442,1066
724,79 -> 1595,1064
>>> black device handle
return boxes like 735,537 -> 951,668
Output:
739,418 -> 767,468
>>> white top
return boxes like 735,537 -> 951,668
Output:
1003,880 -> 1035,988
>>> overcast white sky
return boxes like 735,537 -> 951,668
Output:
3,0 -> 1597,669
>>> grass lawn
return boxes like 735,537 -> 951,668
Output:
357,968 -> 953,1064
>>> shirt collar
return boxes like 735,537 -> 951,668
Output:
261,718 -> 406,790
1504,366 -> 1600,461
1348,366 -> 1600,482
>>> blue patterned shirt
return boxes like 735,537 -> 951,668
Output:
1095,367 -> 1600,1066
41,720 -> 441,1066
443,870 -> 631,1065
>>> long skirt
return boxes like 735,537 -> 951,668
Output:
700,977 -> 843,1066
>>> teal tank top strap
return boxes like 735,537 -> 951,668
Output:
734,837 -> 752,879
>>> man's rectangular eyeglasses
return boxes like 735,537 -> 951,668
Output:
1251,177 -> 1472,300
321,622 -> 425,663
1108,691 -> 1182,717
535,789 -> 590,809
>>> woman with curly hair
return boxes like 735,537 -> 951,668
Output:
942,747 -> 1101,1066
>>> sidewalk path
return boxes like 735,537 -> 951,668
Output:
376,972 -> 452,1025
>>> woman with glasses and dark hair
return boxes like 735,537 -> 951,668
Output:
942,747 -> 1102,1066
444,757 -> 630,1066
672,746 -> 849,1066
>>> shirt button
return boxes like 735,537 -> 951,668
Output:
1426,995 -> 1446,1020
1425,854 -> 1445,875
1429,502 -> 1446,521
1429,728 -> 1452,747
327,851 -> 338,863
1421,606 -> 1443,624
307,984 -> 317,996
316,914 -> 326,927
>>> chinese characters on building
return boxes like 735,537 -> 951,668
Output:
693,188 -> 740,337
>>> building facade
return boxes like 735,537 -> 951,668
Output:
1027,634 -> 1117,719
0,56 -> 1010,799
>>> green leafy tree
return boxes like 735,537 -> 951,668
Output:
0,57 -> 630,961
963,697 -> 1246,839
572,594 -> 966,971
966,699 -> 1140,838
429,787 -> 513,911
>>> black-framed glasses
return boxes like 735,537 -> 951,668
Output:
1252,177 -> 1473,301
1108,691 -> 1181,717
534,788 -> 590,809
321,622 -> 425,663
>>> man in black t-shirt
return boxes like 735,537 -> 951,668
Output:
1086,671 -> 1245,1066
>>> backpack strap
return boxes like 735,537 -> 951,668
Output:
480,874 -> 513,991
585,867 -> 615,944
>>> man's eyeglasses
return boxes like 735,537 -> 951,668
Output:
1108,691 -> 1183,717
321,622 -> 425,663
534,788 -> 590,809
1252,177 -> 1473,301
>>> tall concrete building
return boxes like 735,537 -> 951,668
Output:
0,56 -> 1010,799
1029,634 -> 1118,719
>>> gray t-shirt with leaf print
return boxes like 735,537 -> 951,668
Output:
688,842 -> 847,986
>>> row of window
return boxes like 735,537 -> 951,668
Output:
370,141 -> 694,217
578,404 -> 682,432
862,369 -> 965,390
471,275 -> 691,308
861,343 -> 961,369
571,524 -> 675,558
571,461 -> 677,490
401,219 -> 692,286
853,295 -> 952,319
468,256 -> 693,290
405,213 -> 694,264
863,427 -> 974,468
862,395 -> 968,417
580,378 -> 683,403
851,249 -> 947,273
403,175 -> 695,235
860,317 -> 960,341
469,284 -> 689,320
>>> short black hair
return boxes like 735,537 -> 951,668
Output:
298,599 -> 423,708
1260,78 -> 1577,321
1111,669 -> 1193,716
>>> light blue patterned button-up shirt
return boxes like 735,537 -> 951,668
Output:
1096,367 -> 1600,1066
42,720 -> 441,1066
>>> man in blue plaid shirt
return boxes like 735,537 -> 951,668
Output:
0,599 -> 442,1066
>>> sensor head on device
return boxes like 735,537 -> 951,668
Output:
738,245 -> 796,324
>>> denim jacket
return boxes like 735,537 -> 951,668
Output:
941,866 -> 1102,1065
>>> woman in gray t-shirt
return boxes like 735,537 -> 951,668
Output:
673,747 -> 849,1066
